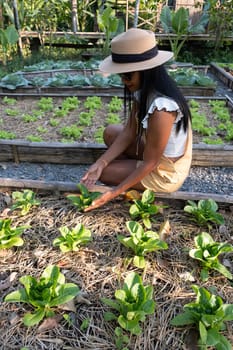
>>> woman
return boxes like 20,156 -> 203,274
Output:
81,28 -> 192,211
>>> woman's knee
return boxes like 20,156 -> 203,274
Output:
103,124 -> 123,146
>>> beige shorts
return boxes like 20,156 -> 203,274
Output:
137,126 -> 192,193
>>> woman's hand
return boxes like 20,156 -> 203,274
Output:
80,160 -> 106,189
84,190 -> 116,211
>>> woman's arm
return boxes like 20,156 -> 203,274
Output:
81,103 -> 138,188
85,109 -> 176,210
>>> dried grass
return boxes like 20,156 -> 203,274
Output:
0,191 -> 232,350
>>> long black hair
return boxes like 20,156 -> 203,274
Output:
125,65 -> 191,136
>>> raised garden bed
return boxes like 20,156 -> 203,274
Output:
0,64 -> 217,97
210,62 -> 233,90
0,95 -> 232,167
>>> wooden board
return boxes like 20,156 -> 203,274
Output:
210,62 -> 233,90
1,177 -> 232,204
0,85 -> 216,97
0,140 -> 232,167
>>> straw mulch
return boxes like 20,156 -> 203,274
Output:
0,190 -> 232,350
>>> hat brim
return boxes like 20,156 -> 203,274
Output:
99,50 -> 173,74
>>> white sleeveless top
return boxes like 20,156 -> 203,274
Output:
136,93 -> 188,157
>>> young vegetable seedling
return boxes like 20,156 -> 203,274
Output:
0,218 -> 28,249
53,223 -> 92,252
184,199 -> 224,228
4,265 -> 79,327
129,189 -> 165,229
11,189 -> 41,215
102,272 -> 155,336
171,284 -> 233,350
189,231 -> 233,281
117,221 -> 168,268
67,183 -> 101,211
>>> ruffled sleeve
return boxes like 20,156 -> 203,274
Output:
141,96 -> 183,129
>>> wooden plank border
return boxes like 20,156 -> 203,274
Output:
1,177 -> 233,204
0,140 -> 232,167
210,62 -> 233,90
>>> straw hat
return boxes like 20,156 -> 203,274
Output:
99,28 -> 173,74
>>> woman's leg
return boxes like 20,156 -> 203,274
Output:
100,125 -> 145,189
103,124 -> 144,159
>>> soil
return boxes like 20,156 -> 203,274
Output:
0,190 -> 232,350
0,95 -> 232,145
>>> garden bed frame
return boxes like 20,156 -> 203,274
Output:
210,62 -> 233,90
0,85 -> 216,97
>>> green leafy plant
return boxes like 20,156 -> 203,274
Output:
53,108 -> 68,118
108,96 -> 123,112
160,6 -> 208,60
61,96 -> 80,111
22,114 -> 38,123
84,96 -> 102,110
5,108 -> 19,116
37,97 -> 54,111
184,199 -> 225,227
78,111 -> 94,126
67,183 -> 101,212
114,326 -> 130,350
2,96 -> 17,105
49,118 -> 59,127
129,189 -> 164,229
106,112 -> 121,125
102,272 -> 155,335
97,6 -> 122,55
94,126 -> 105,143
171,284 -> 233,350
59,125 -> 83,140
0,25 -> 19,65
4,265 -> 79,327
169,68 -> 216,87
0,130 -> 16,139
26,135 -> 43,142
0,73 -> 29,90
189,232 -> 233,281
53,223 -> 92,252
117,221 -> 168,268
11,189 -> 41,215
0,218 -> 28,249
36,126 -> 47,134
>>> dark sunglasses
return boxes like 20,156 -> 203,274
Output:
119,72 -> 135,81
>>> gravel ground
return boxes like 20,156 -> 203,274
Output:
0,161 -> 233,196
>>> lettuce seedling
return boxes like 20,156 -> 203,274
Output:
184,199 -> 224,227
118,221 -> 168,268
0,218 -> 28,249
67,183 -> 101,211
189,232 -> 233,281
129,189 -> 165,229
102,272 -> 155,335
4,265 -> 79,327
171,285 -> 233,350
11,189 -> 41,215
53,223 -> 92,252
84,96 -> 102,110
